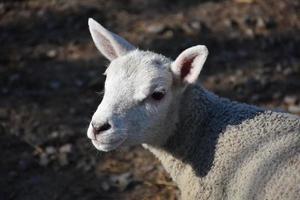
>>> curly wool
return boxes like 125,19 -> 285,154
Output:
144,84 -> 300,200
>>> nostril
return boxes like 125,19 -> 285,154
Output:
92,122 -> 111,134
98,122 -> 111,132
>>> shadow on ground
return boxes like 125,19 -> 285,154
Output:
1,0 -> 299,199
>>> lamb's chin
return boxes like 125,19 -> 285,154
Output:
91,137 -> 126,152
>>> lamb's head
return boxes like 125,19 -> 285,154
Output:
87,18 -> 208,151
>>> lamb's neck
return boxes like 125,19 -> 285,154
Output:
143,85 -> 219,191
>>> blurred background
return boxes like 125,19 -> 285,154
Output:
0,0 -> 299,199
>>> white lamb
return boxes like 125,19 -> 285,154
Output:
86,18 -> 300,200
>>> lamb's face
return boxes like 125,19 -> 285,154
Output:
87,51 -> 175,151
86,18 -> 208,151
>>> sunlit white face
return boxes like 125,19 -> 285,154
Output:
87,50 -> 175,151
86,18 -> 208,151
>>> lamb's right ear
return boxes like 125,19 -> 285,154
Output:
88,18 -> 136,61
171,45 -> 208,85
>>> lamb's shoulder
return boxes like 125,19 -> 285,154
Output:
215,110 -> 300,159
206,110 -> 300,200
225,109 -> 300,135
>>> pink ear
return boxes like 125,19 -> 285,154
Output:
171,45 -> 208,84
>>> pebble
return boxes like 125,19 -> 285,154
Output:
45,146 -> 56,155
245,28 -> 254,37
284,95 -> 297,105
288,105 -> 300,113
39,153 -> 49,166
190,21 -> 201,31
110,172 -> 133,191
46,49 -> 57,58
163,30 -> 174,39
146,24 -> 165,34
283,68 -> 293,75
256,17 -> 265,29
100,181 -> 110,191
59,144 -> 72,153
58,153 -> 69,166
0,3 -> 4,15
50,131 -> 59,138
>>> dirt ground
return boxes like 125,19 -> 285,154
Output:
1,0 -> 300,199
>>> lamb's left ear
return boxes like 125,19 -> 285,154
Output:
88,18 -> 136,61
171,45 -> 208,84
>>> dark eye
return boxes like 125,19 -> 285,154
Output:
151,91 -> 165,101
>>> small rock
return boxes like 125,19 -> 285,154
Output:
0,3 -> 5,15
46,49 -> 57,58
256,17 -> 265,29
45,146 -> 56,155
276,64 -> 282,72
39,153 -> 49,166
163,30 -> 174,39
288,105 -> 300,113
37,9 -> 46,17
110,172 -> 133,191
283,68 -> 293,75
59,144 -> 72,153
50,131 -> 59,138
190,21 -> 201,31
228,75 -> 237,84
284,95 -> 297,105
58,153 -> 69,166
245,28 -> 254,37
100,181 -> 110,191
146,24 -> 165,34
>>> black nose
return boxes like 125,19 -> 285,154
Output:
92,122 -> 111,135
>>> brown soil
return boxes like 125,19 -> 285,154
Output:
1,0 -> 299,199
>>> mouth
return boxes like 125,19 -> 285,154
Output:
91,135 -> 127,152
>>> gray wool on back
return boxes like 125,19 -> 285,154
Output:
145,84 -> 300,200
